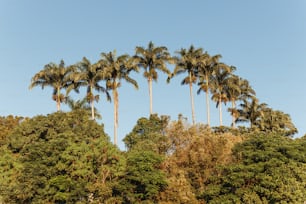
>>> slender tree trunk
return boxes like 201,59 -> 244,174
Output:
90,86 -> 95,120
231,100 -> 236,128
205,75 -> 210,127
189,73 -> 196,125
91,100 -> 95,120
56,88 -> 61,111
148,77 -> 153,115
205,91 -> 210,127
56,100 -> 60,111
219,96 -> 222,126
113,86 -> 119,145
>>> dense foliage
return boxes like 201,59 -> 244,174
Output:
1,113 -> 304,203
200,134 -> 306,203
0,111 -> 124,203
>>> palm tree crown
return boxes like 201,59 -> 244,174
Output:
236,97 -> 268,128
29,60 -> 75,111
73,57 -> 110,120
135,41 -> 172,115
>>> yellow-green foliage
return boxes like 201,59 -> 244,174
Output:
158,120 -> 243,203
0,115 -> 26,145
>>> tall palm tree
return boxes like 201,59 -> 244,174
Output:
228,77 -> 256,128
226,75 -> 256,128
135,41 -> 172,115
197,53 -> 222,127
172,45 -> 203,125
210,64 -> 234,126
29,60 -> 75,111
73,57 -> 110,120
99,50 -> 138,145
65,96 -> 101,119
225,74 -> 241,128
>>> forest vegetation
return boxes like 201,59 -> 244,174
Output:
0,42 -> 305,203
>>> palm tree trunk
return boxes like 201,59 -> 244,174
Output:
232,100 -> 236,128
148,77 -> 153,115
205,75 -> 210,127
205,91 -> 210,127
91,100 -> 95,120
113,87 -> 119,145
56,101 -> 60,111
90,86 -> 95,120
56,88 -> 61,111
219,96 -> 222,126
189,73 -> 196,125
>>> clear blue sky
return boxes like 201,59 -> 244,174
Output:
1,1 -> 305,148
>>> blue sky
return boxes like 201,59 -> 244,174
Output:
1,1 -> 305,148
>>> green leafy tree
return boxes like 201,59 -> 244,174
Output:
135,41 -> 172,115
123,114 -> 169,153
172,45 -> 203,125
99,50 -> 139,145
120,149 -> 167,203
29,60 -> 75,111
1,111 -> 124,203
200,133 -> 306,203
119,114 -> 169,203
73,57 -> 110,120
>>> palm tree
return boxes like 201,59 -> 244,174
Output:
135,41 -> 172,115
65,96 -> 102,119
99,50 -> 138,145
73,57 -> 110,120
210,64 -> 234,126
226,75 -> 256,128
29,60 -> 75,111
255,108 -> 297,136
236,97 -> 268,129
238,78 -> 256,101
172,45 -> 203,125
197,53 -> 222,127
225,74 -> 241,128
228,77 -> 256,128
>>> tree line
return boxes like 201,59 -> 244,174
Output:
29,42 -> 297,145
0,112 -> 305,203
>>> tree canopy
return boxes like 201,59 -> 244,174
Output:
0,113 -> 305,203
0,110 -> 124,203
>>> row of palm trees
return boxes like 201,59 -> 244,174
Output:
29,42 -> 296,144
170,45 -> 256,128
